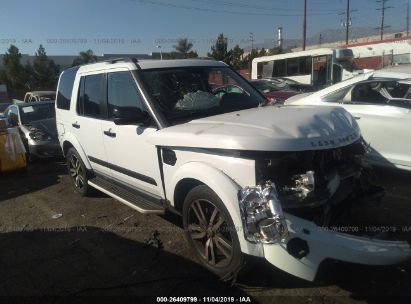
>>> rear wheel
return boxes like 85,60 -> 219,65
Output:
67,148 -> 90,196
182,185 -> 244,281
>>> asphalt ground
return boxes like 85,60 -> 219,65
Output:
0,159 -> 410,303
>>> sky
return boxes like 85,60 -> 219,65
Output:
0,0 -> 407,56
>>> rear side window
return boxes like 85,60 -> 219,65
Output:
77,74 -> 103,118
56,67 -> 79,110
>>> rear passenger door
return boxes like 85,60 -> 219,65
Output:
342,81 -> 411,168
100,70 -> 163,198
73,73 -> 111,177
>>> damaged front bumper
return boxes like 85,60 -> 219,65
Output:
263,213 -> 411,282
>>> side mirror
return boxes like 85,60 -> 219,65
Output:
112,107 -> 150,125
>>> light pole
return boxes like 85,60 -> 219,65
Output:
249,32 -> 254,51
156,45 -> 163,60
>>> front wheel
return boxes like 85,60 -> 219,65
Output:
182,185 -> 244,281
66,148 -> 90,196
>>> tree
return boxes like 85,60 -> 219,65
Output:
268,46 -> 283,56
229,44 -> 245,69
31,44 -> 60,89
173,38 -> 197,58
0,45 -> 27,92
186,50 -> 199,58
241,48 -> 259,69
72,49 -> 98,66
258,48 -> 268,57
207,33 -> 231,64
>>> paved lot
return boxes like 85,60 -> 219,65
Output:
0,160 -> 410,303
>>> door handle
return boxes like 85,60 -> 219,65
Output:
353,115 -> 361,120
103,129 -> 116,138
72,122 -> 80,129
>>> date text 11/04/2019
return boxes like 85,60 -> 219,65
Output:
156,297 -> 252,303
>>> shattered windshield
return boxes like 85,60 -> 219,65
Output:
139,66 -> 264,124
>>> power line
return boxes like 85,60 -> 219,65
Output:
133,0 -> 336,16
186,0 -> 340,12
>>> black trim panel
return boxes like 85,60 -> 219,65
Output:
88,156 -> 157,186
93,171 -> 163,207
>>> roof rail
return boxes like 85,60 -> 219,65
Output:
104,57 -> 140,69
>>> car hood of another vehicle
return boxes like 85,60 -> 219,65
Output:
149,105 -> 361,152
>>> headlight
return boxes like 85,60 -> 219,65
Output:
29,131 -> 51,141
239,181 -> 288,244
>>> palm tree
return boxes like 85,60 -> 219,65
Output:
173,38 -> 193,58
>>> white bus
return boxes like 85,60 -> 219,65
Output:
252,48 -> 361,88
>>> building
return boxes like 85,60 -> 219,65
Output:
292,31 -> 411,70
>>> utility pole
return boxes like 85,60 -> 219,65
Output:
407,0 -> 410,36
302,0 -> 307,50
339,0 -> 356,45
345,0 -> 350,45
376,0 -> 392,40
319,33 -> 322,47
249,32 -> 254,51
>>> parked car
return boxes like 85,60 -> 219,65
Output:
267,77 -> 315,92
285,68 -> 411,171
56,59 -> 410,282
249,79 -> 300,103
23,91 -> 56,103
3,101 -> 62,159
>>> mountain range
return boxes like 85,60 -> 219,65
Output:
249,26 -> 402,51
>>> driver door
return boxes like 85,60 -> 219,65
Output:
100,70 -> 163,197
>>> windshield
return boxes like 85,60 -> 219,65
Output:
19,103 -> 55,124
139,66 -> 265,124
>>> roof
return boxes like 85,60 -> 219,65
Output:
377,65 -> 411,75
252,48 -> 335,63
339,36 -> 411,49
77,59 -> 227,73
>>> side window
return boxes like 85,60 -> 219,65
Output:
286,58 -> 298,76
107,71 -> 143,118
8,106 -> 19,125
272,59 -> 286,77
79,74 -> 103,118
56,67 -> 79,110
351,82 -> 387,104
299,56 -> 312,75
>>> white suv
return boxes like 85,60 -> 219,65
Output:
56,58 -> 410,282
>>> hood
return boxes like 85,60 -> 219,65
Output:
149,106 -> 361,152
265,90 -> 299,100
284,92 -> 313,104
23,118 -> 58,137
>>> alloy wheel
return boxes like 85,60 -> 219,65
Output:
187,199 -> 233,268
69,154 -> 85,190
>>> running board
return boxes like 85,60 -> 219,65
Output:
88,176 -> 165,215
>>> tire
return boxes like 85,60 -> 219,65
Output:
182,185 -> 244,281
66,148 -> 90,196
